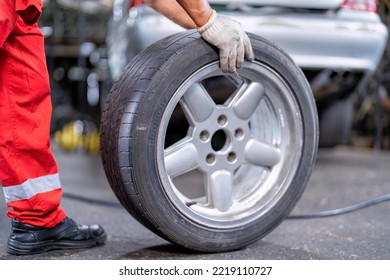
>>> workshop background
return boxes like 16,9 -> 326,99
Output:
1,0 -> 390,261
41,0 -> 113,154
41,0 -> 390,154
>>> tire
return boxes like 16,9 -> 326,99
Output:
100,30 -> 319,252
318,97 -> 353,148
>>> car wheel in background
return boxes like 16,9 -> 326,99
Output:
100,30 -> 319,252
318,97 -> 353,148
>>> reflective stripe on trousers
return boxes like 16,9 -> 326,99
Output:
3,173 -> 61,203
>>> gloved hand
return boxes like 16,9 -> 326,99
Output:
197,10 -> 255,73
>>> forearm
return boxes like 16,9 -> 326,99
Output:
145,0 -> 254,72
176,0 -> 212,27
144,0 -> 197,29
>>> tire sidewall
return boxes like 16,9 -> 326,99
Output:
123,33 -> 318,251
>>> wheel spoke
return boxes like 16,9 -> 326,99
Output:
245,139 -> 281,168
233,82 -> 265,120
165,139 -> 199,178
180,83 -> 215,123
206,170 -> 233,212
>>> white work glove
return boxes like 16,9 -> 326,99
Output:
197,10 -> 255,73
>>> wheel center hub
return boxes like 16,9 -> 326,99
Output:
193,108 -> 249,174
211,129 -> 228,152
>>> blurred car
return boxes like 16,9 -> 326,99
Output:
105,0 -> 388,147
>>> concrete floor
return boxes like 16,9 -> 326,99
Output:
1,144 -> 390,260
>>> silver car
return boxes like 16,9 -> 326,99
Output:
106,0 -> 388,147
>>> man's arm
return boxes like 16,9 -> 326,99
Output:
145,0 -> 254,72
175,0 -> 212,27
144,0 -> 212,28
144,0 -> 197,29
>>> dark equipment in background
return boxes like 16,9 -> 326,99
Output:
40,0 -> 111,153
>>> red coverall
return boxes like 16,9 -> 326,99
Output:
0,0 -> 66,228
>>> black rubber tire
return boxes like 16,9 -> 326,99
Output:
318,97 -> 353,148
100,30 -> 318,252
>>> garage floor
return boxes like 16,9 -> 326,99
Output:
0,144 -> 389,260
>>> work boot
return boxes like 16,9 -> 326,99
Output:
7,217 -> 107,255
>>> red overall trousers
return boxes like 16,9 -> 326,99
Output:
0,0 -> 66,228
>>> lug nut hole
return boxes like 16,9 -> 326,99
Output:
228,152 -> 237,163
206,154 -> 216,165
199,130 -> 209,142
235,128 -> 244,140
218,115 -> 227,126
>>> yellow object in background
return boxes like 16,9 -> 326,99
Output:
54,120 -> 100,154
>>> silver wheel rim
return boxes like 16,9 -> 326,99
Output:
157,61 -> 303,229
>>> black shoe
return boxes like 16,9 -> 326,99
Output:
7,217 -> 107,255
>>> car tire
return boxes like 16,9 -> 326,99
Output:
318,97 -> 353,148
100,30 -> 319,252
